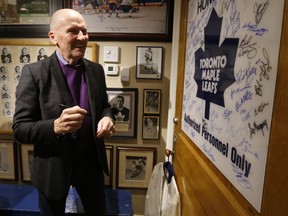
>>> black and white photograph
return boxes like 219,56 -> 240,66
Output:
0,140 -> 16,180
136,46 -> 163,79
117,147 -> 156,188
142,115 -> 160,140
105,145 -> 113,187
107,88 -> 138,138
143,89 -> 161,114
20,143 -> 33,182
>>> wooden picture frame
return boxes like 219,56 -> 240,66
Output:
116,147 -> 156,189
20,143 -> 33,182
143,89 -> 161,114
107,88 -> 138,138
142,115 -> 160,140
0,1 -> 63,38
105,145 -> 113,188
136,46 -> 163,79
0,40 -> 97,134
0,140 -> 17,181
66,0 -> 174,41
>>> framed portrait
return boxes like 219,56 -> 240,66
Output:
0,1 -> 63,38
0,40 -> 96,134
66,0 -> 174,41
143,89 -> 161,114
136,46 -> 163,79
116,147 -> 156,189
105,145 -> 113,188
20,143 -> 33,182
142,115 -> 160,140
107,88 -> 138,138
0,140 -> 17,181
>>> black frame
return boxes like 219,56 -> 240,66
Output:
0,1 -> 63,38
65,0 -> 174,41
136,46 -> 164,79
107,88 -> 138,138
143,89 -> 161,114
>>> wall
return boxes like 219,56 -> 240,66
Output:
98,41 -> 172,215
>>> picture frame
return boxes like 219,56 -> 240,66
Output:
66,0 -> 174,41
143,89 -> 161,114
107,88 -> 138,138
0,140 -> 17,181
105,145 -> 113,188
116,147 -> 156,189
142,115 -> 160,140
0,40 -> 97,134
0,1 -> 63,38
136,46 -> 163,79
20,143 -> 33,182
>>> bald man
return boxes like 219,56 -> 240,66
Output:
13,9 -> 115,216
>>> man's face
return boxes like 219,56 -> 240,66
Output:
50,13 -> 88,64
116,97 -> 124,108
0,0 -> 8,11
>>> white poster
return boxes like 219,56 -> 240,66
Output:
182,0 -> 284,212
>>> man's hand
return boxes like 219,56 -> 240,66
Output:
96,116 -> 115,138
54,106 -> 87,134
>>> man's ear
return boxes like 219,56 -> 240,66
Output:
48,31 -> 57,45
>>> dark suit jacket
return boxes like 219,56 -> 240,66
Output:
13,52 -> 112,200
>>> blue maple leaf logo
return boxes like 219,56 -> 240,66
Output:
194,8 -> 239,120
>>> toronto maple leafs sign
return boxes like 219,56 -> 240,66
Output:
194,9 -> 238,120
181,0 -> 284,212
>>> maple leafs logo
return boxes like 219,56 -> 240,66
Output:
194,9 -> 239,120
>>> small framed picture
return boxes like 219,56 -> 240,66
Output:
0,140 -> 17,181
107,88 -> 138,138
20,143 -> 34,182
142,116 -> 160,140
105,145 -> 113,188
143,89 -> 161,114
116,147 -> 156,189
136,46 -> 163,79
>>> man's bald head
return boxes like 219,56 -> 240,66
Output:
49,9 -> 85,31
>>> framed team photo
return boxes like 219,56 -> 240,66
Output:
20,143 -> 34,182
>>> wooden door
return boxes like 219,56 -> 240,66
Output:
172,0 -> 288,215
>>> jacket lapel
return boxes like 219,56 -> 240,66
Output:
50,53 -> 73,107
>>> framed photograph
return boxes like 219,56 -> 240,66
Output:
0,40 -> 96,134
142,115 -> 160,140
105,145 -> 113,187
107,88 -> 138,138
0,140 -> 17,181
66,0 -> 174,41
143,89 -> 161,114
20,143 -> 33,182
136,46 -> 163,79
116,147 -> 156,188
0,1 -> 63,38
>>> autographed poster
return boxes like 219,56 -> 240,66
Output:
182,0 -> 284,212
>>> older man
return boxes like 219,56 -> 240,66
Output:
13,8 -> 115,216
